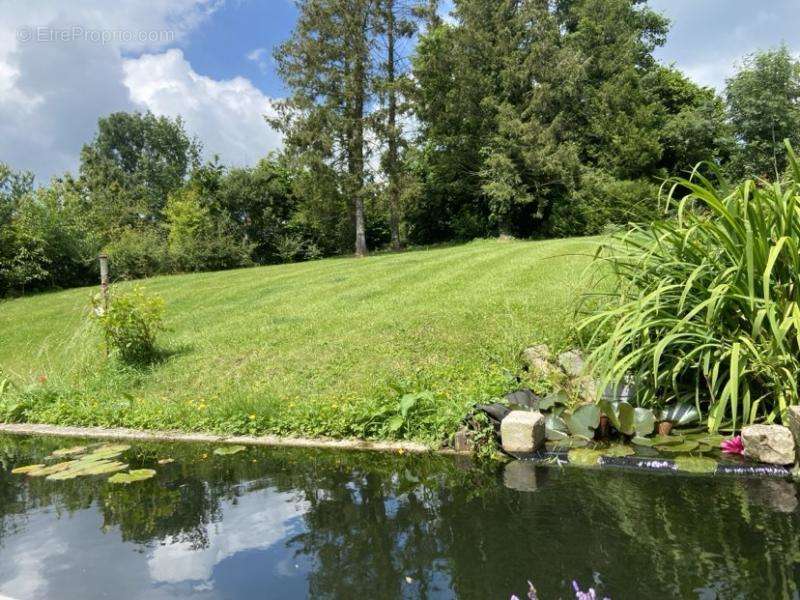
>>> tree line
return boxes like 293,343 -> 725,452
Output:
2,0 -> 800,296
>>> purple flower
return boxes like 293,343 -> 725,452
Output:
720,435 -> 744,455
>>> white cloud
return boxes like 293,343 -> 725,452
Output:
0,0 -> 282,184
124,48 -> 281,167
148,487 -> 307,587
246,46 -> 270,73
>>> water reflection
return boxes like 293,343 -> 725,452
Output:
1,435 -> 800,599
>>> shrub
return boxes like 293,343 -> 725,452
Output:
548,170 -> 661,237
580,142 -> 800,432
165,187 -> 253,272
104,227 -> 170,279
92,286 -> 165,364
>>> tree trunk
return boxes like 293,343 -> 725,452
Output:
350,8 -> 369,257
386,0 -> 401,251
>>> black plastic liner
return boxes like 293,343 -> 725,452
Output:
510,449 -> 793,479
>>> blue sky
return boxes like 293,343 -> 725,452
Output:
1,0 -> 799,183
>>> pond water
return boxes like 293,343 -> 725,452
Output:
0,435 -> 799,599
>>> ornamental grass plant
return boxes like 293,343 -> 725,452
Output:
581,142 -> 800,432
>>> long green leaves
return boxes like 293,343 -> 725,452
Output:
581,142 -> 800,432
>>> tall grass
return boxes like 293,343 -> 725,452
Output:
581,142 -> 800,432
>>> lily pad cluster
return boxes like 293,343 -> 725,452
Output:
10,442 -> 251,485
11,443 -> 132,481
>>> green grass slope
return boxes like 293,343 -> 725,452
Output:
0,238 -> 600,443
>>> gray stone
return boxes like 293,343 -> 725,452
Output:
786,406 -> 800,456
503,461 -> 540,492
742,424 -> 796,465
521,344 -> 555,381
557,349 -> 586,377
504,389 -> 540,410
576,376 -> 600,403
501,410 -> 545,454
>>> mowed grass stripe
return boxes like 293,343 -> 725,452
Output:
0,238 -> 600,441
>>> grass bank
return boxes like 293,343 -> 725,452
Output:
0,238 -> 600,444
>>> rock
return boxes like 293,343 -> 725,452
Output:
504,389 -> 540,410
557,349 -> 585,377
521,344 -> 555,381
501,410 -> 545,454
503,461 -> 541,492
786,406 -> 800,456
742,424 -> 796,465
576,376 -> 600,403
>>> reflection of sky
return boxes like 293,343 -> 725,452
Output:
0,488 -> 310,600
148,489 -> 310,594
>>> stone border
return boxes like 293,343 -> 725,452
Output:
0,423 -> 437,454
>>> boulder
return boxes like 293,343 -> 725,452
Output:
521,344 -> 555,381
557,349 -> 586,377
741,424 -> 796,465
501,410 -> 545,454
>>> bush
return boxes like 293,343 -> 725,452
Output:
580,143 -> 800,432
548,170 -> 661,236
92,286 -> 165,364
104,227 -> 170,279
165,187 -> 253,272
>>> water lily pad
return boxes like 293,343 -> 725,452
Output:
545,414 -> 569,440
11,464 -> 45,474
546,437 -> 591,451
566,404 -> 600,439
616,402 -> 635,436
674,455 -> 717,474
655,440 -> 699,453
108,469 -> 156,484
539,390 -> 569,411
26,461 -> 80,477
602,444 -> 635,458
684,433 -> 725,447
157,458 -> 174,465
568,448 -> 603,467
47,460 -> 128,480
652,434 -> 684,446
213,445 -> 246,456
631,436 -> 656,447
633,407 -> 656,436
50,445 -> 87,457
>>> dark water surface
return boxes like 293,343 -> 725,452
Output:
1,434 -> 799,599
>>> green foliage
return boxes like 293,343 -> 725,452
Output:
164,187 -> 253,272
79,111 -> 201,225
104,227 -> 169,280
581,143 -> 800,432
549,170 -> 661,237
0,239 -> 595,442
92,286 -> 166,364
726,46 -> 800,178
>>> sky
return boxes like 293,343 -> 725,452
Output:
0,0 -> 798,184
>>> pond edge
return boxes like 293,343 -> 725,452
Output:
0,423 -> 442,454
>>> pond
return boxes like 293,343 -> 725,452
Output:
0,434 -> 799,599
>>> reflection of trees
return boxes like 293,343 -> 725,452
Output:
2,435 -> 800,599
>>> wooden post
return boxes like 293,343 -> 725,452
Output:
98,253 -> 109,310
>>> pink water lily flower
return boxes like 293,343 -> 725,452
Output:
720,435 -> 744,455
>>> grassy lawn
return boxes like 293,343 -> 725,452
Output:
0,238 -> 600,443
